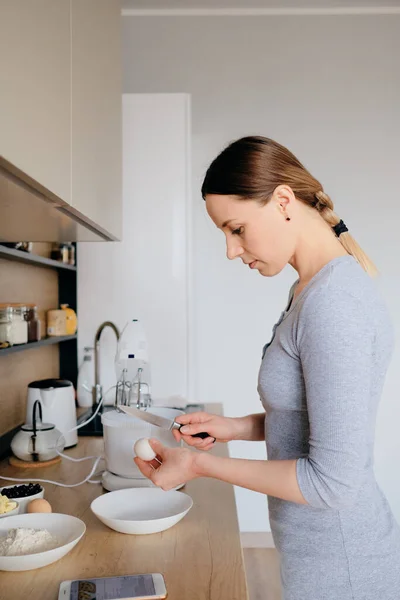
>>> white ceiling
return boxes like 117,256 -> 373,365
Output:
121,0 -> 400,10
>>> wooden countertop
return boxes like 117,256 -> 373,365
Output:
0,404 -> 249,600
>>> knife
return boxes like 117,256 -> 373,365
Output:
118,405 -> 210,439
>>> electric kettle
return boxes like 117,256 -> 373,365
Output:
26,379 -> 77,447
11,400 -> 65,462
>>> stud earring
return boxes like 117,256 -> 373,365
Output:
285,215 -> 291,221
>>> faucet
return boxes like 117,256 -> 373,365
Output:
93,321 -> 120,406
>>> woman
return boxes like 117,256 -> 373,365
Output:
135,136 -> 400,599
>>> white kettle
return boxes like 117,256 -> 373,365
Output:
26,379 -> 78,448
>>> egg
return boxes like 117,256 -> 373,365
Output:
134,438 -> 156,461
27,498 -> 52,513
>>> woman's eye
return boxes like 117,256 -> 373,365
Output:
232,227 -> 244,236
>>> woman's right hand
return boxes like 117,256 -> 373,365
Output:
172,411 -> 241,451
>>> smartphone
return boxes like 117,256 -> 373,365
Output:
58,573 -> 167,600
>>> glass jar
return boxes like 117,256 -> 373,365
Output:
68,243 -> 75,266
47,309 -> 66,336
0,305 -> 13,346
10,305 -> 28,345
61,244 -> 69,264
50,243 -> 62,262
26,305 -> 41,342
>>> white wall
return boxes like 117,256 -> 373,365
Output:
122,13 -> 400,533
78,94 -> 191,403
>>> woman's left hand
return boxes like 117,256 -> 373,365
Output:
133,438 -> 200,491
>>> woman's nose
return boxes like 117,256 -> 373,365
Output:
226,240 -> 244,261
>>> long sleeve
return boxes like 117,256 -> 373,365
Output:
295,286 -> 374,510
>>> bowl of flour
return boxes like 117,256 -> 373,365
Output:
0,513 -> 86,571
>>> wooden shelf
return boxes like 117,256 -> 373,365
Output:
0,245 -> 76,271
0,335 -> 77,356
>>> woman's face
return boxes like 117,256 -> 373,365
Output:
205,189 -> 297,277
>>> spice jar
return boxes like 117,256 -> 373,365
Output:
68,244 -> 75,266
60,244 -> 69,264
50,243 -> 62,262
26,305 -> 41,342
10,305 -> 28,345
0,305 -> 13,346
47,309 -> 67,336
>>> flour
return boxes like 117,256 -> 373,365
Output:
0,528 -> 59,556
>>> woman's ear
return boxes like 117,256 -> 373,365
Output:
272,185 -> 295,215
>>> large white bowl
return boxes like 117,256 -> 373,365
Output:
91,488 -> 193,535
0,513 -> 86,571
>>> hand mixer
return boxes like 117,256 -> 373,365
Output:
114,319 -> 210,439
114,319 -> 151,409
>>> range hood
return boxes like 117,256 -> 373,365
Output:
0,157 -> 117,242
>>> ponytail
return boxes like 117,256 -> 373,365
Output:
313,191 -> 377,277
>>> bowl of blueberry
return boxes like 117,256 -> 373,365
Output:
0,483 -> 44,514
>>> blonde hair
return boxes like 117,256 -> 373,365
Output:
313,190 -> 377,277
202,136 -> 377,277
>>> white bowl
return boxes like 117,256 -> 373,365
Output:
0,503 -> 20,519
0,513 -> 86,571
91,488 -> 193,535
0,485 -> 44,514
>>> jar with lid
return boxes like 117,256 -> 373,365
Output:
10,304 -> 28,345
0,305 -> 13,346
26,305 -> 41,342
47,309 -> 66,336
68,243 -> 75,266
50,243 -> 62,262
60,244 -> 69,264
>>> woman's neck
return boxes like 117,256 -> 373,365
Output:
289,221 -> 349,298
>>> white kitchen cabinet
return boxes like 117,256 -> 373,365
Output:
0,0 -> 71,203
78,94 -> 191,401
0,0 -> 122,241
70,0 -> 122,240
